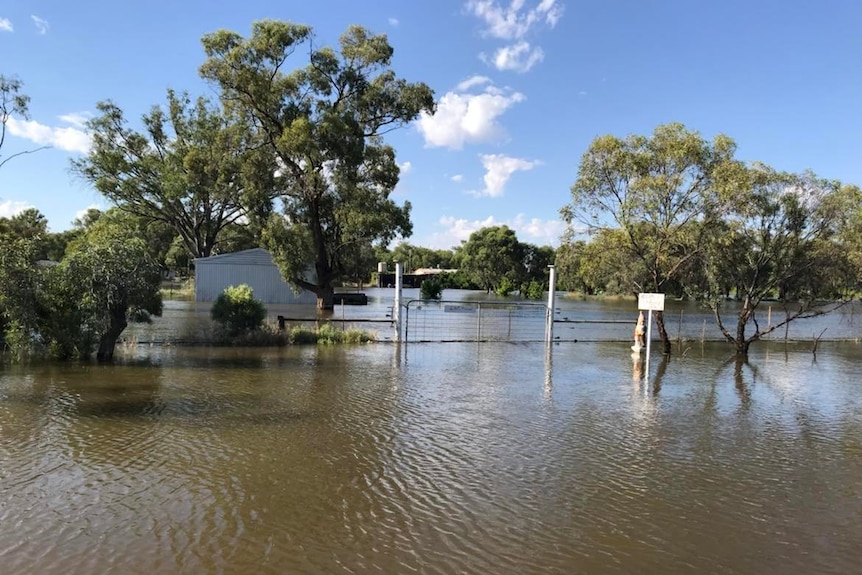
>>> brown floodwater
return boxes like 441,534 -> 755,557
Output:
1,341 -> 861,574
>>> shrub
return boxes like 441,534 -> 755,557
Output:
494,276 -> 515,296
211,284 -> 266,336
524,280 -> 545,300
420,277 -> 442,300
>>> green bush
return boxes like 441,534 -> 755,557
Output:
494,276 -> 515,296
211,284 -> 266,336
524,280 -> 545,300
420,277 -> 442,300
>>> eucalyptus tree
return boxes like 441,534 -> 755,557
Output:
73,89 -> 276,260
699,165 -> 854,355
199,20 -> 434,309
457,225 -> 525,294
562,123 -> 737,353
59,220 -> 163,361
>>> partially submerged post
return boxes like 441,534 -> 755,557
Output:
637,293 -> 666,380
545,265 -> 557,345
394,262 -> 403,342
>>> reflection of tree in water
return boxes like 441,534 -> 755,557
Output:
652,354 -> 670,396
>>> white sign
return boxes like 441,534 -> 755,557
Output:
638,292 -> 665,311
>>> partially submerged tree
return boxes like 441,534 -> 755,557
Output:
199,20 -> 434,309
0,219 -> 162,361
73,90 -> 275,259
562,123 -> 737,353
457,225 -> 524,294
698,165 -> 854,355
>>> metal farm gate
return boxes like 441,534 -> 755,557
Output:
404,300 -> 552,343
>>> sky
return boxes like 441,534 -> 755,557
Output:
1,0 -> 861,250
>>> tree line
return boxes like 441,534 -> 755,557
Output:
558,123 -> 862,356
3,23 -> 860,360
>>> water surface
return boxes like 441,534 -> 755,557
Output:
1,342 -> 861,574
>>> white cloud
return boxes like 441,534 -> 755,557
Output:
508,213 -> 566,245
491,41 -> 544,73
388,17 -> 399,27
399,160 -> 412,174
416,80 -> 525,149
428,213 -> 564,249
0,17 -> 12,32
472,153 -> 540,197
31,15 -> 49,35
466,0 -> 564,40
456,75 -> 492,91
58,112 -> 92,128
451,174 -> 464,183
0,200 -> 34,218
7,116 -> 91,154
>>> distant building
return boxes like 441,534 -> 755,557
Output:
194,248 -> 317,304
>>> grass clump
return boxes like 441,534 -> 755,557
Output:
288,323 -> 376,345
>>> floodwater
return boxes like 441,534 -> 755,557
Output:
128,289 -> 862,344
2,340 -> 862,574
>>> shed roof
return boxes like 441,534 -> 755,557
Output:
194,247 -> 274,266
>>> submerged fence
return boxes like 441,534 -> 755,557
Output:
402,299 -> 637,343
404,300 -> 549,342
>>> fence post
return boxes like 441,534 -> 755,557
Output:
394,262 -> 403,342
545,265 -> 557,345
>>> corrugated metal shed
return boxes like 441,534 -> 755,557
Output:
194,248 -> 317,304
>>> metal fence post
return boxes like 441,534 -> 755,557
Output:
394,262 -> 403,343
546,265 -> 556,345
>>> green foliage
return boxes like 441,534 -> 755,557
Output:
495,276 -> 515,296
287,323 -> 375,344
384,242 -> 456,272
0,225 -> 163,361
458,225 -> 524,293
200,20 -> 435,308
72,90 -> 274,261
562,123 -> 738,353
211,284 -> 266,336
420,277 -> 443,300
698,165 -> 853,353
524,280 -> 545,300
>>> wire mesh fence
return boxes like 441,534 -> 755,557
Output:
405,300 -> 550,342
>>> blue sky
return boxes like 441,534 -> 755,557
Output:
2,0 -> 861,249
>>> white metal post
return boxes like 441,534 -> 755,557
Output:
545,265 -> 557,345
394,262 -> 403,342
645,310 -> 653,381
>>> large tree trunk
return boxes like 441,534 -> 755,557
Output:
96,308 -> 128,363
317,284 -> 335,311
733,296 -> 754,357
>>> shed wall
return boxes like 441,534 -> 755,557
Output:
194,249 -> 317,304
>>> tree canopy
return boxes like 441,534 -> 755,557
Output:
73,90 -> 276,259
457,225 -> 525,294
562,123 -> 738,353
199,20 -> 435,309
696,165 -> 855,354
561,123 -> 860,356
